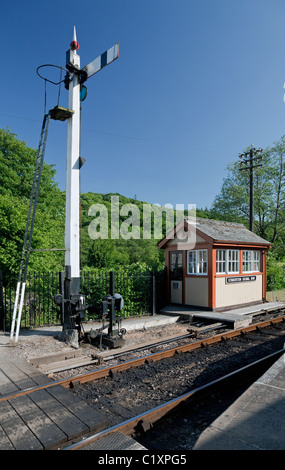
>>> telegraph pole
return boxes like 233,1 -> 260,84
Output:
239,145 -> 263,232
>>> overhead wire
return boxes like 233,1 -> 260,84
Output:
0,111 -> 236,159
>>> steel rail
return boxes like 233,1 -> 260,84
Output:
44,331 -> 197,373
63,347 -> 285,450
1,314 -> 285,403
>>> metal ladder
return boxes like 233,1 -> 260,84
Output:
10,113 -> 51,342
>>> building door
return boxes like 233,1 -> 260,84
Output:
169,251 -> 183,304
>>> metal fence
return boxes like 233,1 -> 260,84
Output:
0,269 -> 167,332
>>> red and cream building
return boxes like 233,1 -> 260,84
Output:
158,217 -> 271,311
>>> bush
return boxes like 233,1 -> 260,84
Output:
266,255 -> 285,291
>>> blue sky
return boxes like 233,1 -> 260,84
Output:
1,0 -> 285,209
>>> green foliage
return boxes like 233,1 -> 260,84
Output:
80,192 -> 168,271
81,264 -> 163,319
0,128 -> 65,275
266,253 -> 285,291
0,193 -> 27,273
210,137 -> 285,260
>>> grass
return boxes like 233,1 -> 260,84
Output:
266,289 -> 285,302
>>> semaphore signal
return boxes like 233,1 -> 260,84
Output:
10,27 -> 119,342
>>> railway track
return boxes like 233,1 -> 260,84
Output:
63,315 -> 285,435
52,312 -> 285,381
2,313 -> 285,403
2,312 -> 285,450
33,311 -> 284,375
63,347 -> 285,450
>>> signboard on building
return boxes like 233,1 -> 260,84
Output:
225,275 -> 257,284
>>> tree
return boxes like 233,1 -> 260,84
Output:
210,136 -> 285,258
210,160 -> 250,224
80,192 -> 166,270
265,137 -> 285,245
0,129 -> 65,275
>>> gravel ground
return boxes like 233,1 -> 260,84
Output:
0,319 -> 190,361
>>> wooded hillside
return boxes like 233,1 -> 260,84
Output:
1,128 -> 284,289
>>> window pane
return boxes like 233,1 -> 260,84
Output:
228,250 -> 239,273
201,250 -> 207,274
188,249 -> 207,275
216,249 -> 239,274
242,250 -> 260,272
189,262 -> 195,273
170,252 -> 183,279
254,251 -> 260,271
216,249 -> 226,273
188,250 -> 196,274
242,250 -> 248,271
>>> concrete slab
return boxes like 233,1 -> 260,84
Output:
223,301 -> 285,317
160,305 -> 252,328
160,302 -> 285,329
193,353 -> 285,450
191,312 -> 252,329
117,314 -> 180,332
81,314 -> 181,338
160,305 -> 204,317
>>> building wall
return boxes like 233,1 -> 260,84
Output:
215,274 -> 263,309
184,277 -> 209,307
163,227 -> 268,309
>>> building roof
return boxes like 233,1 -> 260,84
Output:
186,217 -> 271,245
158,217 -> 271,248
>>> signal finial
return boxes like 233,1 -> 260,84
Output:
70,25 -> 79,52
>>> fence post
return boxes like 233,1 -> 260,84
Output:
152,272 -> 156,315
0,271 -> 4,331
109,271 -> 115,296
59,271 -> 64,325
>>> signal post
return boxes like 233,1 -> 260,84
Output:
59,28 -> 119,334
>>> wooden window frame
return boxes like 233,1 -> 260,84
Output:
187,249 -> 208,276
216,249 -> 240,275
